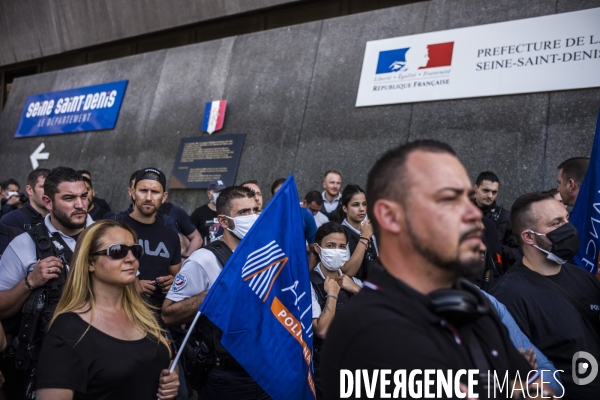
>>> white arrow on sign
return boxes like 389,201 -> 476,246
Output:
30,143 -> 50,169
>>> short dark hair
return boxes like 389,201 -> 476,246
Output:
367,140 -> 456,238
510,192 -> 554,245
2,178 -> 20,191
542,188 -> 558,197
27,169 -> 50,188
241,180 -> 259,186
129,170 -> 139,188
270,178 -> 286,196
216,186 -> 255,215
82,176 -> 93,189
339,184 -> 366,221
315,222 -> 348,247
558,157 -> 590,185
304,190 -> 323,207
323,170 -> 342,179
77,170 -> 92,179
475,171 -> 500,186
44,167 -> 84,200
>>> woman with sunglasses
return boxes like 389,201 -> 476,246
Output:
36,220 -> 179,400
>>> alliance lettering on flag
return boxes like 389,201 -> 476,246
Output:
242,240 -> 288,302
201,100 -> 227,134
198,175 -> 316,399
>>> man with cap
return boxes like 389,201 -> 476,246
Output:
123,168 -> 182,308
191,179 -> 226,246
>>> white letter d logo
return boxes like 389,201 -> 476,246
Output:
572,351 -> 598,385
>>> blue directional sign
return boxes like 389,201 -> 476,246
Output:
14,80 -> 128,138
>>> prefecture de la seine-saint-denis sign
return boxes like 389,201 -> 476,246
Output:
355,7 -> 600,107
14,80 -> 128,137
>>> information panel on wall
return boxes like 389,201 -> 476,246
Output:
169,134 -> 245,189
14,80 -> 128,137
356,7 -> 600,107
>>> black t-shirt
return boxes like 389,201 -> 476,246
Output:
490,260 -> 600,399
190,204 -> 218,244
37,312 -> 170,400
165,203 -> 196,236
322,264 -> 532,400
122,215 -> 181,303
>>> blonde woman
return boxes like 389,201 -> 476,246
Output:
36,220 -> 179,400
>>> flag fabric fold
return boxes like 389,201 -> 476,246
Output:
570,110 -> 600,275
201,100 -> 226,134
199,175 -> 316,400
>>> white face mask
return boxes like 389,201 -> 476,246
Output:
318,245 -> 349,271
212,192 -> 220,204
528,230 -> 567,265
225,213 -> 259,240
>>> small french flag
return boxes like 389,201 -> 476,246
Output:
202,100 -> 227,134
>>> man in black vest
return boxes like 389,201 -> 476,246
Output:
162,186 -> 266,399
0,169 -> 50,231
0,167 -> 93,399
473,171 -> 522,268
320,170 -> 343,223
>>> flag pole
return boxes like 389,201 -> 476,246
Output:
169,310 -> 202,373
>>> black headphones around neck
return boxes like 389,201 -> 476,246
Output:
428,278 -> 490,326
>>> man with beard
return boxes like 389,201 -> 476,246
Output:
123,168 -> 181,308
490,192 -> 600,399
322,141 -> 539,399
0,167 -> 93,399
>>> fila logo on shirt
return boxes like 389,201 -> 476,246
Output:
139,239 -> 170,258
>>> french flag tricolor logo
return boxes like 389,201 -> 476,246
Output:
202,100 -> 227,134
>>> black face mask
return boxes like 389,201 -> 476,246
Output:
531,222 -> 580,264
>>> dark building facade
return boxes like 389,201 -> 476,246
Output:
1,0 -> 599,212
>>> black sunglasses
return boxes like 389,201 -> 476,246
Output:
91,244 -> 144,260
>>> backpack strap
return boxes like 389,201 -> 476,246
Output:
310,270 -> 327,307
21,205 -> 44,231
204,240 -> 233,268
27,224 -> 55,260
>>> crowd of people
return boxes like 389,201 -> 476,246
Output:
0,143 -> 597,399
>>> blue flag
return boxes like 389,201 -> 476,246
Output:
570,110 -> 600,274
199,175 -> 316,400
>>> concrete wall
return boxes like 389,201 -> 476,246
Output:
1,0 -> 600,214
0,0 -> 301,67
